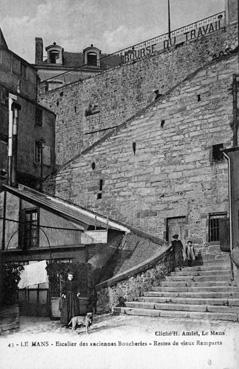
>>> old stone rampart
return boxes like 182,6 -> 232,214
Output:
52,51 -> 238,242
39,22 -> 238,166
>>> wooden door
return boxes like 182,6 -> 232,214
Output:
219,218 -> 230,252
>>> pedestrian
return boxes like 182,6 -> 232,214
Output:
171,234 -> 184,270
186,240 -> 196,267
60,272 -> 80,326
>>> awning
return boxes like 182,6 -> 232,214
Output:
3,184 -> 130,233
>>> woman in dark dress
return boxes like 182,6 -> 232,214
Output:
171,234 -> 184,270
60,272 -> 80,326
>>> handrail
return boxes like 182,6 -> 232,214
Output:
39,11 -> 225,86
96,244 -> 172,290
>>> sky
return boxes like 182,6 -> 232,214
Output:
0,0 -> 225,63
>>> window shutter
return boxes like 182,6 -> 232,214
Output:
19,209 -> 26,249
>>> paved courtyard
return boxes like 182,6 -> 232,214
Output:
0,314 -> 238,369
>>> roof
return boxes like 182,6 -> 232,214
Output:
37,51 -> 122,70
3,184 -> 130,233
63,52 -> 84,68
0,28 -> 8,49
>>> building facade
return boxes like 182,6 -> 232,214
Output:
0,29 -> 56,189
34,38 -> 121,91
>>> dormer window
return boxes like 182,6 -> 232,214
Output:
83,44 -> 101,67
45,42 -> 63,65
87,52 -> 97,66
49,50 -> 60,64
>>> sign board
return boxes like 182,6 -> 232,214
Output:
81,230 -> 108,244
105,12 -> 225,66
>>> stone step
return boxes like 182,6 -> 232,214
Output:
176,265 -> 231,272
199,246 -> 223,254
144,291 -> 239,298
199,251 -> 227,257
200,259 -> 230,265
125,301 -> 239,314
138,296 -> 239,306
166,276 -> 232,282
160,281 -> 231,288
167,273 -> 231,279
200,254 -> 226,259
113,307 -> 239,322
170,269 -> 231,276
151,286 -> 237,293
200,259 -> 229,265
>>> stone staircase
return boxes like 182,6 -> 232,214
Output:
114,245 -> 239,321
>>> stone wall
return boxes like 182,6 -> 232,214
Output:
96,246 -> 174,313
39,23 -> 238,166
0,48 -> 37,99
16,96 -> 55,181
53,52 -> 238,243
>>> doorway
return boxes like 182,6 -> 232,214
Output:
166,216 -> 187,246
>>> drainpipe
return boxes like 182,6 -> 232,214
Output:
7,94 -> 20,187
8,94 -> 15,185
232,75 -> 238,147
39,139 -> 45,192
223,151 -> 234,281
11,102 -> 21,187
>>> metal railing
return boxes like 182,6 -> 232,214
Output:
40,11 -> 226,89
100,11 -> 225,66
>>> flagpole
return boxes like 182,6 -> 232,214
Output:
168,0 -> 171,43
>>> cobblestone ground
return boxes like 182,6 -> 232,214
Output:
0,315 -> 239,369
6,314 -> 239,335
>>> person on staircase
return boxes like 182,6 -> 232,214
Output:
186,240 -> 196,267
172,234 -> 184,270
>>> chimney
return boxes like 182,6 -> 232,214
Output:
35,37 -> 43,64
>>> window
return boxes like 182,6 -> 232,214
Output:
97,179 -> 103,199
0,86 -> 8,106
208,213 -> 227,242
20,208 -> 39,249
35,141 -> 42,163
87,53 -> 97,66
49,51 -> 59,64
35,107 -> 43,126
212,143 -> 224,162
21,63 -> 27,79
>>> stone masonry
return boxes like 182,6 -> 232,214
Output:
96,246 -> 175,313
52,52 -> 238,244
39,23 -> 238,166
